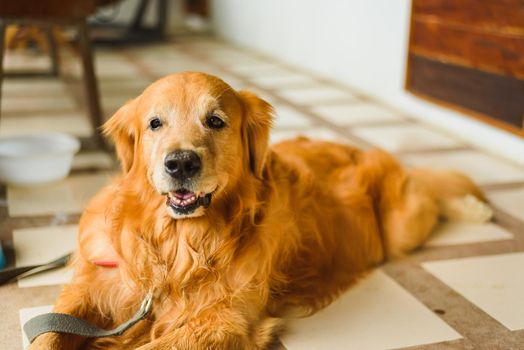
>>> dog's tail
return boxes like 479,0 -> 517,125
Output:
345,149 -> 493,257
361,149 -> 493,224
409,168 -> 493,223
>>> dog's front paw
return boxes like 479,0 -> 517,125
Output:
28,334 -> 59,350
28,333 -> 83,350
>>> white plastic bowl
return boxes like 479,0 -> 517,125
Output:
0,133 -> 80,186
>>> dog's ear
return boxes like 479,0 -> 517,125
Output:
102,98 -> 138,173
238,91 -> 274,179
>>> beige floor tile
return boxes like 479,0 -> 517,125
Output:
3,78 -> 67,97
425,222 -> 513,247
212,55 -> 266,67
352,124 -> 462,152
312,102 -> 404,126
14,225 -> 77,288
281,270 -> 461,350
270,127 -> 354,145
72,152 -> 115,170
198,46 -> 240,54
139,52 -> 201,65
4,53 -> 51,71
184,40 -> 227,50
423,252 -> 524,330
95,49 -> 127,60
7,172 -> 113,217
215,47 -> 255,56
132,46 -> 190,58
99,78 -> 152,95
146,61 -> 219,77
20,305 -> 54,349
227,63 -> 289,77
275,85 -> 357,105
95,55 -> 131,66
402,151 -> 524,185
137,48 -> 194,58
205,50 -> 264,65
60,61 -> 85,79
0,113 -> 93,138
139,57 -> 199,70
273,105 -> 314,130
244,67 -> 304,80
102,94 -> 137,114
2,95 -> 76,113
96,60 -> 141,78
488,187 -> 524,222
249,74 -> 316,88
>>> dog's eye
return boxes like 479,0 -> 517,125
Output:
206,115 -> 226,130
149,117 -> 163,130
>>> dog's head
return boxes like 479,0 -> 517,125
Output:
103,72 -> 273,219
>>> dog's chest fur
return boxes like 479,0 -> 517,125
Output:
113,215 -> 249,316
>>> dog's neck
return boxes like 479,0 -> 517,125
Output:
114,169 -> 269,293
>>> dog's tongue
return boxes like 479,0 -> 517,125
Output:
173,190 -> 194,200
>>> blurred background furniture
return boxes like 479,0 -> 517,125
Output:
91,0 -> 168,45
0,0 -> 115,146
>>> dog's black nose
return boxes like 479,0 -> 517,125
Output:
164,150 -> 201,180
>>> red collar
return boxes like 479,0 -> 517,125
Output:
92,260 -> 119,268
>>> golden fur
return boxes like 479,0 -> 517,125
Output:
30,72 -> 491,350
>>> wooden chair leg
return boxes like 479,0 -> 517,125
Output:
77,19 -> 104,146
131,0 -> 149,30
0,20 -> 6,121
157,0 -> 168,36
46,25 -> 59,76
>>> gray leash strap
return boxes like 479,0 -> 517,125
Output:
24,290 -> 153,344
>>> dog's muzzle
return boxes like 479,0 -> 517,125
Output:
166,189 -> 212,215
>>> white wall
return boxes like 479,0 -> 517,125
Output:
211,0 -> 524,166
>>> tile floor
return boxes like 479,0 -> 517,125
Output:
1,36 -> 523,350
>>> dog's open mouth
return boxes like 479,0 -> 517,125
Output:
166,189 -> 212,215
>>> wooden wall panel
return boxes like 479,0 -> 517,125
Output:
408,54 -> 524,130
411,20 -> 524,79
413,0 -> 524,32
407,0 -> 524,136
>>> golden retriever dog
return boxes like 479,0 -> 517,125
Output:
30,72 -> 492,350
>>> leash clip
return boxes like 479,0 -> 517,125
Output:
139,289 -> 154,317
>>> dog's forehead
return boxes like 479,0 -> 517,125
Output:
142,73 -> 240,115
